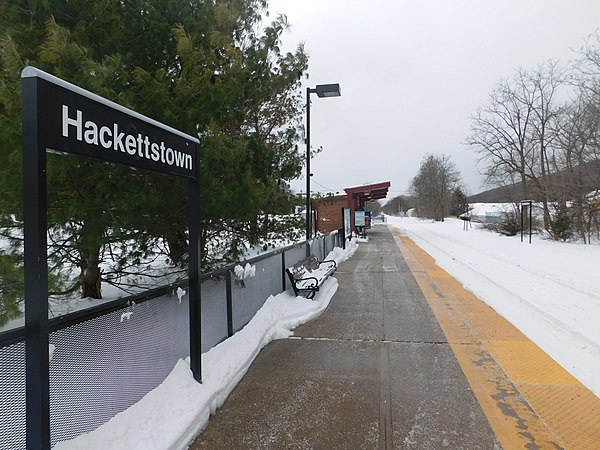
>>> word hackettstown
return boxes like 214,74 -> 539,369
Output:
62,104 -> 193,171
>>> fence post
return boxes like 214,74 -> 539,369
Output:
226,270 -> 233,336
281,252 -> 287,292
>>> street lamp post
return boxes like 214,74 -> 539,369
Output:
305,83 -> 341,241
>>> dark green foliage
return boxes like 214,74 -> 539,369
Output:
450,187 -> 469,217
0,221 -> 67,326
549,204 -> 573,241
498,212 -> 521,236
0,253 -> 23,327
0,0 -> 308,305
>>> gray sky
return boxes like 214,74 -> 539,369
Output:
266,0 -> 600,199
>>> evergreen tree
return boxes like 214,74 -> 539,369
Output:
450,187 -> 469,217
0,0 -> 308,308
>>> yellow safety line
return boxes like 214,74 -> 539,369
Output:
390,227 -> 600,450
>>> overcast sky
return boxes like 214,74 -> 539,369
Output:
265,0 -> 600,198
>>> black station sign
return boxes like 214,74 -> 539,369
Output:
23,66 -> 198,179
21,68 -> 203,449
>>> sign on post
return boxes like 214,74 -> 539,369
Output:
25,67 -> 197,176
342,207 -> 352,247
22,67 -> 201,450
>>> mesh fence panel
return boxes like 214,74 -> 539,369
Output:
48,289 -> 190,447
327,233 -> 335,255
0,232 -> 342,448
324,232 -> 338,256
310,237 -> 325,261
283,245 -> 307,291
231,254 -> 283,332
0,341 -> 26,450
200,277 -> 228,351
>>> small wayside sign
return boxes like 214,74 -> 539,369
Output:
22,66 -> 199,179
355,208 -> 366,227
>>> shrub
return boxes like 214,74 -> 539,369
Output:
549,204 -> 573,241
481,212 -> 520,236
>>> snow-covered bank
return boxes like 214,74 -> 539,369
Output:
388,216 -> 600,398
52,241 -> 358,450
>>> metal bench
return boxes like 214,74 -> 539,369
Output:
286,255 -> 337,299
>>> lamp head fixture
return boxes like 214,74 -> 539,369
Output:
310,83 -> 341,98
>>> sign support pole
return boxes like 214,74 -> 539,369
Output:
188,178 -> 202,382
23,75 -> 51,449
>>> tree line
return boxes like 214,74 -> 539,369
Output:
466,33 -> 600,242
408,154 -> 463,221
382,154 -> 466,221
0,0 -> 308,325
384,32 -> 600,238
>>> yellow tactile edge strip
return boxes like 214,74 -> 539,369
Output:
390,226 -> 600,450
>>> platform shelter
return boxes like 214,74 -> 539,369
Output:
314,181 -> 390,234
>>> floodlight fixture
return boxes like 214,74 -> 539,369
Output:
311,83 -> 341,98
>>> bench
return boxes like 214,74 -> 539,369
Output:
286,255 -> 337,299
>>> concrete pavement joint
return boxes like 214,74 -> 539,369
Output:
379,342 -> 393,450
287,336 -> 471,346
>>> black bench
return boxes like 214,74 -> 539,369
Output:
286,255 -> 337,299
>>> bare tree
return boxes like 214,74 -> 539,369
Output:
466,69 -> 535,197
528,61 -> 565,229
410,154 -> 462,221
467,34 -> 600,242
365,200 -> 382,216
573,32 -> 600,101
381,195 -> 416,216
551,32 -> 600,242
466,61 -> 565,232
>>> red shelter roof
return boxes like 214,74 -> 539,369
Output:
344,181 -> 391,209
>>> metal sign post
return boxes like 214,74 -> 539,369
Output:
22,67 -> 200,449
342,207 -> 352,244
520,200 -> 533,244
22,68 -> 51,450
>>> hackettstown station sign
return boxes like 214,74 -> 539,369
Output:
21,66 -> 200,450
24,66 -> 197,178
61,104 -> 194,174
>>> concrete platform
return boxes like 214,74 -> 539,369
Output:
189,225 -> 600,449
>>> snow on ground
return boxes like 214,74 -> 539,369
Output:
388,216 -> 600,399
52,241 -> 358,450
